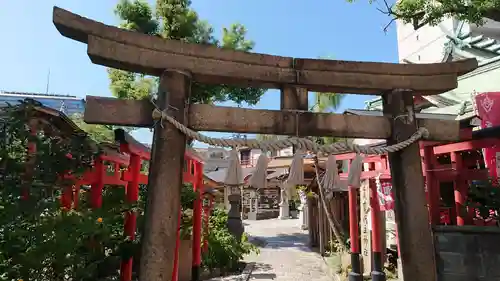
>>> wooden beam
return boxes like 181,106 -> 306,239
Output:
294,57 -> 477,76
53,7 -> 477,76
87,36 -> 459,95
87,36 -> 296,86
84,96 -> 461,141
382,90 -> 437,281
139,70 -> 190,280
53,6 -> 293,68
53,7 -> 477,95
433,138 -> 499,154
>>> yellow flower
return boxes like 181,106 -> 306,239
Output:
97,217 -> 103,223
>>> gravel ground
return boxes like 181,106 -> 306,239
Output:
242,218 -> 335,281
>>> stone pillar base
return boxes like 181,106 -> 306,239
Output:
397,258 -> 404,281
279,202 -> 290,219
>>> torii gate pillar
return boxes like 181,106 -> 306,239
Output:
383,90 -> 437,281
139,70 -> 191,281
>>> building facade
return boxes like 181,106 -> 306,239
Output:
0,91 -> 85,116
365,17 -> 500,118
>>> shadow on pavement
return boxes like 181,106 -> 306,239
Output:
248,232 -> 313,252
250,262 -> 277,280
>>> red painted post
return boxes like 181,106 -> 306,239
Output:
370,180 -> 386,281
91,157 -> 105,208
451,152 -> 465,225
120,152 -> 141,281
172,208 -> 182,281
348,184 -> 362,281
192,161 -> 203,281
73,183 -> 81,210
423,146 -> 440,225
61,184 -> 73,210
204,196 -> 215,253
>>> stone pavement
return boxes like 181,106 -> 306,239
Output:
243,218 -> 334,281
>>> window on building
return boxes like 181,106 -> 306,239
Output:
240,150 -> 250,165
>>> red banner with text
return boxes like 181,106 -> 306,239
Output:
474,92 -> 500,180
377,181 -> 395,211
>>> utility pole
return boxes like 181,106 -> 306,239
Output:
45,69 -> 51,94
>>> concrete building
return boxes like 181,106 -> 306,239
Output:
352,17 -> 500,146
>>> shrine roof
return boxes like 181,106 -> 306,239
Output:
343,109 -> 459,121
204,167 -> 255,184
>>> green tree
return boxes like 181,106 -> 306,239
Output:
256,90 -> 345,146
70,114 -> 115,143
310,92 -> 344,114
109,0 -> 265,105
348,0 -> 500,31
310,91 -> 345,145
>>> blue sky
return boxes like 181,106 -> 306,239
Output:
0,0 -> 398,146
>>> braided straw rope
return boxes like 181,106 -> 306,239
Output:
151,108 -> 429,155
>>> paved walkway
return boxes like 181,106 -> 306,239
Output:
243,218 -> 334,281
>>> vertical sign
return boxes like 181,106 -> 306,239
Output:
359,180 -> 371,275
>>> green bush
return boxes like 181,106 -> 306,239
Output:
202,208 -> 259,273
0,102 -> 257,280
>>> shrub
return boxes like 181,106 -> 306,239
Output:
202,208 -> 259,273
0,102 -> 257,280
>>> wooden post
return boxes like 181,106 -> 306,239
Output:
369,179 -> 386,281
423,146 -> 440,225
281,86 -> 308,154
281,86 -> 308,111
359,180 -> 371,276
318,197 -> 325,255
382,90 -> 437,281
191,161 -> 204,281
121,152 -> 141,281
451,152 -> 466,226
139,70 -> 191,281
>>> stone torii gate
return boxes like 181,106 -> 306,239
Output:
52,6 -> 477,281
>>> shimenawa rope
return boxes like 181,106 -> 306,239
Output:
151,108 -> 428,155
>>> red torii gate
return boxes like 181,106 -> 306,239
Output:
330,125 -> 500,276
21,100 -> 211,281
53,129 -> 207,281
114,129 -> 207,281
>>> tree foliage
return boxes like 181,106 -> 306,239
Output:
71,113 -> 115,143
311,91 -> 345,145
0,101 -> 257,280
109,0 -> 265,105
348,0 -> 500,31
467,179 -> 500,221
255,90 -> 345,146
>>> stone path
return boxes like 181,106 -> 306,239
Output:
243,218 -> 334,281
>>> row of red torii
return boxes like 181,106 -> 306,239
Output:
325,124 -> 500,279
26,125 -> 209,281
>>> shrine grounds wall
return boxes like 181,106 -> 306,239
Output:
434,225 -> 500,281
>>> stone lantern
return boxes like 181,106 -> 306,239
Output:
246,186 -> 259,220
226,185 -> 244,241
